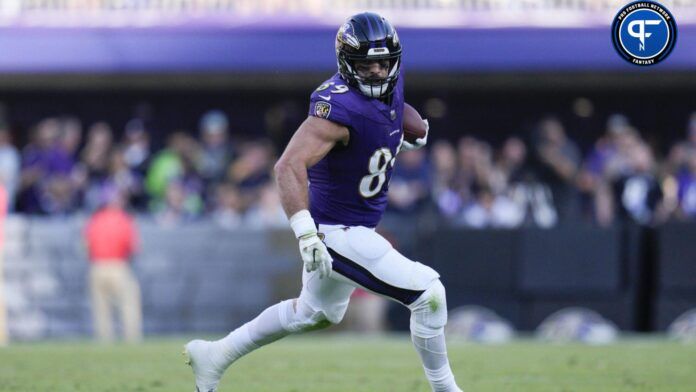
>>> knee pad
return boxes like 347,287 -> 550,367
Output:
278,298 -> 334,333
408,280 -> 448,339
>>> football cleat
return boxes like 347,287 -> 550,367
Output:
184,340 -> 224,392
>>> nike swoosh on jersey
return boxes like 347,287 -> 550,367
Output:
318,94 -> 331,101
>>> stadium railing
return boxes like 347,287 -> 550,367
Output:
3,215 -> 695,340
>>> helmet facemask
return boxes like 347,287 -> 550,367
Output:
341,54 -> 400,98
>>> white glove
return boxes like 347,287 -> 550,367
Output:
290,210 -> 333,279
401,119 -> 429,151
298,233 -> 332,278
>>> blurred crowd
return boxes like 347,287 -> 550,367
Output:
389,112 -> 696,228
0,108 -> 695,229
0,110 -> 285,229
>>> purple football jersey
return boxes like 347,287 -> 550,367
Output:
307,73 -> 404,228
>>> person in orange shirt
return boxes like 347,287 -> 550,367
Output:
84,189 -> 141,343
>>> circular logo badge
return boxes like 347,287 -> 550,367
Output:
612,1 -> 677,66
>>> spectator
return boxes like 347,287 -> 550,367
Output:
197,110 -> 234,186
455,136 -> 493,204
489,136 -> 559,228
532,117 -> 581,221
85,148 -> 145,212
19,118 -> 79,214
675,153 -> 696,219
59,116 -> 83,161
57,116 -> 84,188
59,116 -> 87,206
430,140 -> 460,217
388,148 -> 430,213
0,124 -> 20,210
153,179 -> 202,227
145,131 -> 199,203
581,115 -> 643,226
84,189 -> 142,343
227,140 -> 274,209
81,122 -> 113,181
587,115 -> 642,182
109,147 -> 145,208
459,186 -> 524,228
490,136 -> 527,194
431,136 -> 496,221
80,122 -> 116,211
585,114 -> 627,177
612,144 -> 663,225
121,118 -> 151,177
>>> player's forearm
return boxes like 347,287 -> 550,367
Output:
274,158 -> 310,218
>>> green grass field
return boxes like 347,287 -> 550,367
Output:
0,335 -> 694,391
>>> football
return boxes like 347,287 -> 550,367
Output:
403,102 -> 427,143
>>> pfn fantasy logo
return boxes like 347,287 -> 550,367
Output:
612,1 -> 677,66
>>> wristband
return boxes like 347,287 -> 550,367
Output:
289,209 -> 317,239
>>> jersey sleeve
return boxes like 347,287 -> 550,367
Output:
308,92 -> 353,128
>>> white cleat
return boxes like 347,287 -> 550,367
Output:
184,339 -> 224,392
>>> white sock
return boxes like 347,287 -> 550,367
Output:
210,301 -> 294,369
412,334 -> 461,392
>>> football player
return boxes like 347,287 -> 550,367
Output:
186,12 -> 462,392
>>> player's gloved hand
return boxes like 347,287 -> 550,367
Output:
298,233 -> 332,278
401,119 -> 429,151
290,209 -> 333,279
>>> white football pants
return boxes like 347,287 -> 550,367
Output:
298,223 -> 441,325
